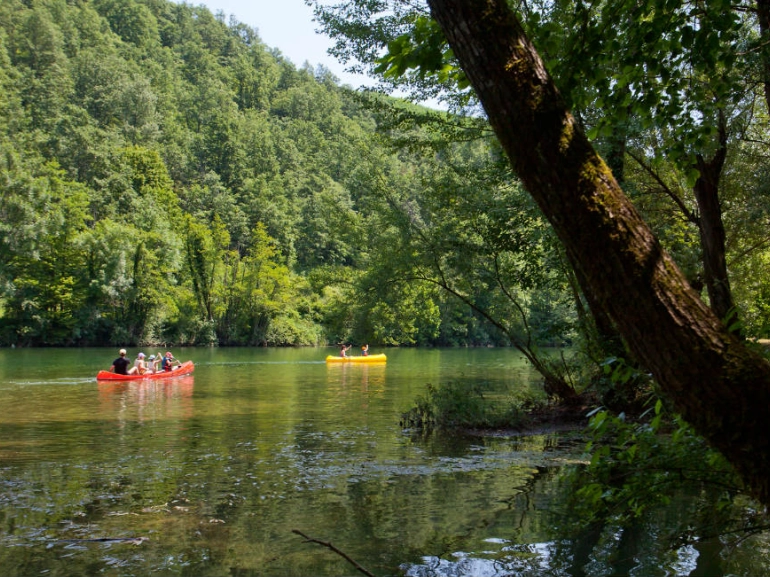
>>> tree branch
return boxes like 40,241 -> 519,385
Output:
292,529 -> 376,577
626,149 -> 698,224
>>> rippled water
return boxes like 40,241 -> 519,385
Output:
0,347 -> 766,576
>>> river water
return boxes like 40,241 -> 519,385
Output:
0,347 -> 766,576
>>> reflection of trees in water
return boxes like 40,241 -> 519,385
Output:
97,376 -> 194,423
401,466 -> 768,576
325,363 -> 388,411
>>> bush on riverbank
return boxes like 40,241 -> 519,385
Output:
400,380 -> 534,430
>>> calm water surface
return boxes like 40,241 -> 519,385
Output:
0,347 -> 766,576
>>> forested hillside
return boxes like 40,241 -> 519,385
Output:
0,0 -> 551,347
4,0 -> 770,356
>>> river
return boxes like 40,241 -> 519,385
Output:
0,346 -> 766,576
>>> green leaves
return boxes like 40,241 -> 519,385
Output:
526,0 -> 748,168
311,1 -> 473,106
376,16 -> 449,77
567,399 -> 740,530
600,356 -> 642,386
0,154 -> 93,344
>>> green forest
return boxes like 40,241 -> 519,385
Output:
3,0 -> 770,357
0,0 -> 538,348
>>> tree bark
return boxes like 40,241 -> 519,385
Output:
693,112 -> 734,323
426,0 -> 770,507
757,0 -> 770,112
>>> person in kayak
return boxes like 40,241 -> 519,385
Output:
340,344 -> 352,357
162,351 -> 182,371
147,354 -> 160,373
110,349 -> 130,375
128,352 -> 148,375
361,344 -> 369,356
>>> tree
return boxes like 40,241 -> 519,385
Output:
183,214 -> 227,324
310,1 -> 768,408
94,0 -> 160,50
363,112 -> 580,397
0,153 -> 94,345
423,0 -> 770,506
757,0 -> 770,111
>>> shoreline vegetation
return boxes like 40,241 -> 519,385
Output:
399,375 -> 597,434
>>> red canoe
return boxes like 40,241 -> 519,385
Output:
96,361 -> 195,381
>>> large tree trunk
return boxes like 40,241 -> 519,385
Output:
427,0 -> 770,507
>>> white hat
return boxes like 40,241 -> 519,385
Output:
149,355 -> 155,360
119,349 -> 127,355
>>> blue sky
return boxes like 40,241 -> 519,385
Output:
189,0 -> 371,87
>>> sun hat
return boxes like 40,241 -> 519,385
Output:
149,355 -> 155,360
138,352 -> 145,358
165,352 -> 173,357
119,348 -> 127,355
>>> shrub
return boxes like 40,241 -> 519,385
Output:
401,380 -> 529,430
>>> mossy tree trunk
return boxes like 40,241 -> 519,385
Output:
427,0 -> 770,507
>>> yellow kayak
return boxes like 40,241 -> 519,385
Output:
325,354 -> 387,363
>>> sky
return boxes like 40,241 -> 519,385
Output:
188,0 -> 372,88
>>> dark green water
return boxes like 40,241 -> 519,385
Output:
0,347 -> 766,576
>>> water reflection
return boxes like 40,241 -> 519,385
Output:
0,348 -> 767,576
402,538 -> 703,577
97,376 -> 195,423
325,363 -> 387,407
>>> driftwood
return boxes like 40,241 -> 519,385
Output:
292,529 -> 376,577
55,537 -> 149,545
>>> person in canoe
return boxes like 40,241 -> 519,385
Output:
162,351 -> 182,372
128,352 -> 148,375
110,349 -> 130,375
148,354 -> 161,373
361,344 -> 369,356
340,344 -> 352,357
